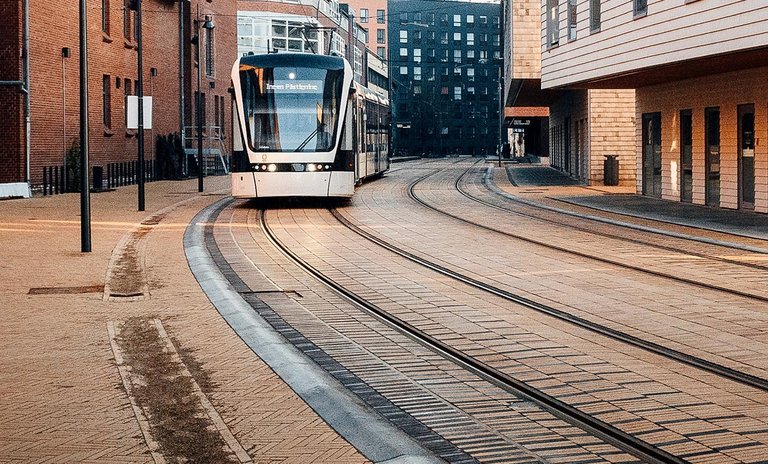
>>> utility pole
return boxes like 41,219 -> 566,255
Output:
136,0 -> 146,211
79,0 -> 91,252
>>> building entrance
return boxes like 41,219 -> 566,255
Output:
738,104 -> 755,210
705,107 -> 721,206
642,113 -> 662,198
680,110 -> 693,203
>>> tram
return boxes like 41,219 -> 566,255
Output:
230,53 -> 390,198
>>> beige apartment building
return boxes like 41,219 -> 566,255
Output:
541,0 -> 768,211
502,0 -> 635,185
345,0 -> 388,60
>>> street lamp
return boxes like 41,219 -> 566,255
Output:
79,0 -> 91,252
193,9 -> 214,193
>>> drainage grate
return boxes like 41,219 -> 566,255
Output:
29,285 -> 105,295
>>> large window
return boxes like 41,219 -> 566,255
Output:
453,14 -> 461,27
205,27 -> 215,77
568,0 -> 577,40
547,0 -> 559,46
400,30 -> 408,43
102,0 -> 110,34
360,8 -> 368,23
123,0 -> 132,40
376,9 -> 385,24
590,0 -> 601,32
239,64 -> 345,152
377,29 -> 385,44
634,0 -> 647,16
102,75 -> 112,128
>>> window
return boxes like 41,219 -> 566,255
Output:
102,0 -> 110,34
467,15 -> 474,25
547,0 -> 559,46
467,67 -> 475,81
440,32 -> 448,44
400,13 -> 408,22
493,34 -> 500,46
413,85 -> 421,95
454,32 -> 461,41
400,47 -> 408,57
377,29 -> 385,44
480,33 -> 488,44
428,13 -> 435,25
454,50 -> 461,63
454,66 -> 461,76
467,33 -> 475,45
454,86 -> 462,100
428,48 -> 435,58
400,66 -> 408,75
205,27 -> 215,77
493,16 -> 500,25
377,9 -> 385,24
400,30 -> 408,43
440,14 -> 448,24
123,0 -> 131,40
634,0 -> 647,16
219,96 -> 225,135
479,15 -> 488,25
123,78 -> 131,124
467,49 -> 475,59
414,13 -> 422,21
568,0 -> 577,40
441,50 -> 448,62
414,30 -> 422,40
453,14 -> 461,27
377,46 -> 385,58
414,67 -> 421,80
214,95 -> 220,129
413,48 -> 421,63
360,8 -> 368,23
102,75 -> 111,128
441,86 -> 449,95
590,0 -> 601,32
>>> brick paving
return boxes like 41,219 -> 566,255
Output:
0,178 -> 366,463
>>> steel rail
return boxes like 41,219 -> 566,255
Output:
345,164 -> 768,393
259,208 -> 687,464
472,169 -> 768,271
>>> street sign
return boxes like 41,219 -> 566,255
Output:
126,96 -> 153,129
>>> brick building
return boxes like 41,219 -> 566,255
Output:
345,0 -> 388,60
0,0 -> 236,198
501,0 -> 635,185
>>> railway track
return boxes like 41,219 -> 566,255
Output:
258,208 -> 685,464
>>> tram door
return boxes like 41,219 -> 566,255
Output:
738,104 -> 755,210
705,107 -> 720,206
642,113 -> 662,198
680,110 -> 693,203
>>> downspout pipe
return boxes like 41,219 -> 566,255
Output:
23,0 -> 31,186
179,0 -> 186,176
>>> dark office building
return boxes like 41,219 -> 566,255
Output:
389,0 -> 501,157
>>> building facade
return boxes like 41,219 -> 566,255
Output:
540,0 -> 768,210
0,0 -> 236,198
345,0 -> 388,60
237,0 -> 369,84
502,0 -> 635,185
389,0 -> 502,157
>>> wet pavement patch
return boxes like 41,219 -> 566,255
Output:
114,317 -> 237,463
28,285 -> 104,295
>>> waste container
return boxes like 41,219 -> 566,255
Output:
92,165 -> 104,191
604,155 -> 619,186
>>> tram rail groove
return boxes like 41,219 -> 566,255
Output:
415,165 -> 768,305
494,168 -> 768,254
259,209 -> 686,464
394,165 -> 768,389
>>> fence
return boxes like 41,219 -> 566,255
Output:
41,160 -> 160,196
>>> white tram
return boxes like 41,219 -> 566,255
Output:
230,53 -> 390,198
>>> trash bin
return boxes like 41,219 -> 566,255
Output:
92,165 -> 104,191
604,155 -> 619,186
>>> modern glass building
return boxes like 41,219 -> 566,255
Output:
389,0 -> 502,157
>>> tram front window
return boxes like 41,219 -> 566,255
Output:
240,65 -> 344,152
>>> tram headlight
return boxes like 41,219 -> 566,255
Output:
307,164 -> 316,172
260,165 -> 267,171
268,164 -> 277,172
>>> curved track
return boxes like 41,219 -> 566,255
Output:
259,208 -> 685,464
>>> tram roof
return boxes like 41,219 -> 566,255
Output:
239,53 -> 346,71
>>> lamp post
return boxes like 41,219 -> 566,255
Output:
136,0 -> 145,211
79,0 -> 91,252
193,8 -> 214,193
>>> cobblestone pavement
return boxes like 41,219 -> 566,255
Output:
0,178 -> 366,463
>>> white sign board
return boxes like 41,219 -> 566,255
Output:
126,96 -> 153,129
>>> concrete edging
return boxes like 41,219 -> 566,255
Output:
183,198 -> 444,464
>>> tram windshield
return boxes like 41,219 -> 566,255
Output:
239,64 -> 344,152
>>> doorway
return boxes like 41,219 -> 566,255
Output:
680,110 -> 693,203
738,104 -> 755,210
705,107 -> 720,206
642,112 -> 662,198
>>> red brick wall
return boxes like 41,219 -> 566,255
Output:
0,0 -> 23,184
6,0 -> 238,188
